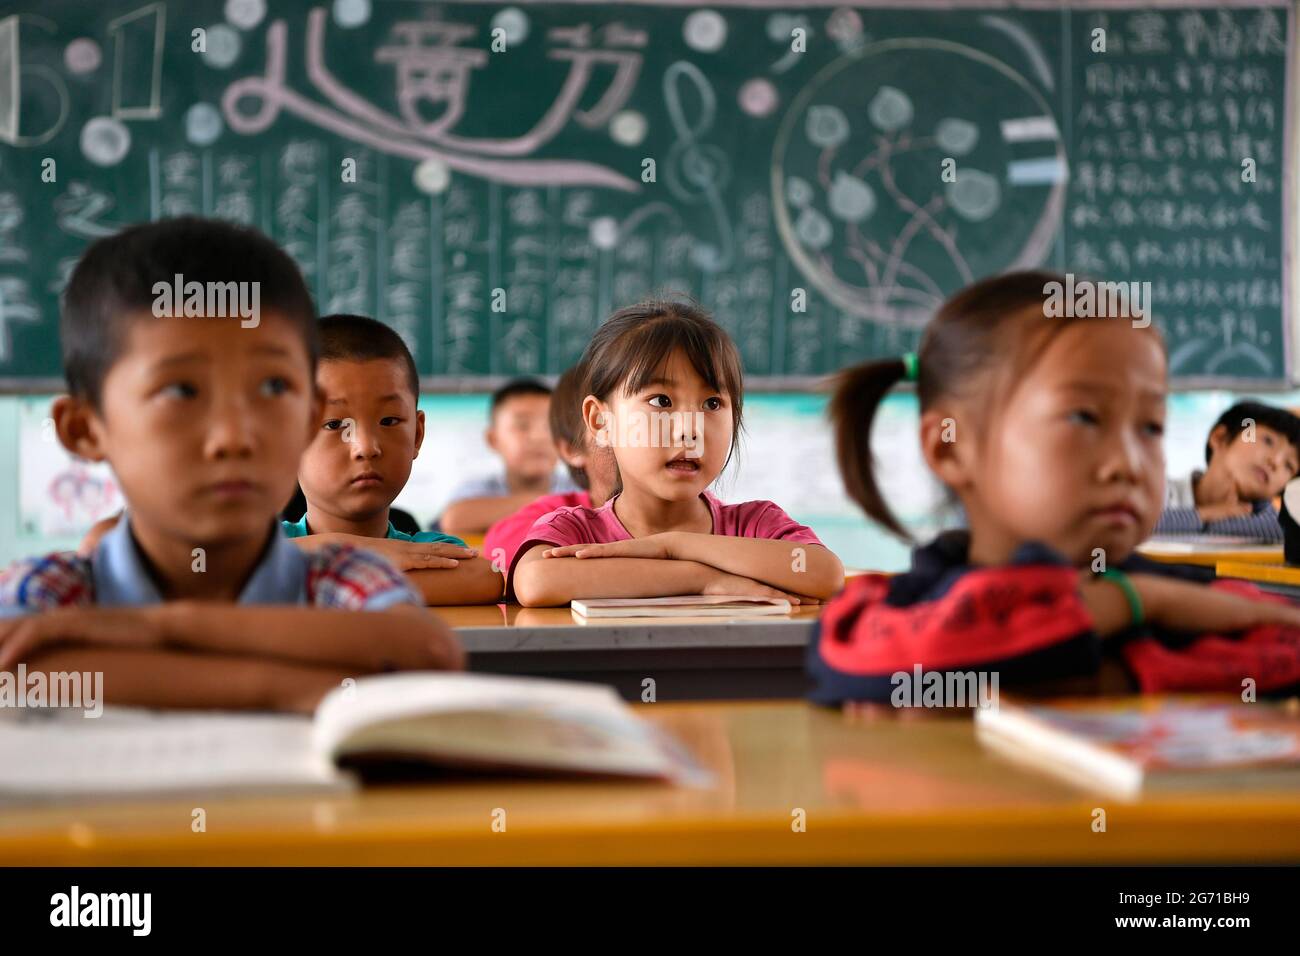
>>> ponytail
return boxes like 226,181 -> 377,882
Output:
829,357 -> 912,541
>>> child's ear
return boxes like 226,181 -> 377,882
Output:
51,395 -> 108,462
581,396 -> 609,451
919,405 -> 974,491
556,437 -> 587,469
1207,423 -> 1232,458
412,409 -> 426,458
484,423 -> 498,453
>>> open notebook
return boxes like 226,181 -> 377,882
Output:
0,674 -> 709,801
571,595 -> 793,619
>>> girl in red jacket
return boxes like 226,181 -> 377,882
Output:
809,271 -> 1300,705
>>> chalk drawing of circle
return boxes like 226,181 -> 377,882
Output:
413,158 -> 451,195
829,171 -> 876,222
609,110 -> 647,146
452,252 -> 467,268
590,217 -> 619,250
185,103 -> 224,146
805,105 -> 850,149
795,207 -> 833,250
81,117 -> 131,166
786,176 -> 813,208
946,170 -> 1001,221
771,38 -> 1068,328
936,118 -> 979,155
491,7 -> 529,45
202,25 -> 241,68
225,0 -> 265,30
868,86 -> 913,131
333,0 -> 371,29
739,78 -> 778,118
64,39 -> 101,75
684,10 -> 727,52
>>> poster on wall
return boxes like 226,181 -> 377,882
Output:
17,398 -> 123,537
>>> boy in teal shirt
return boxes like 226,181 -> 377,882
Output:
287,315 -> 503,604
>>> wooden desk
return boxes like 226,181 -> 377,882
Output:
441,604 -> 823,702
5,701 -> 1298,865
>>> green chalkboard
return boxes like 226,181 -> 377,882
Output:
0,1 -> 1292,386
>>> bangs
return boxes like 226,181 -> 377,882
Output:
616,314 -> 741,400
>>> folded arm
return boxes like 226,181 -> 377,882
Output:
439,494 -> 538,536
25,646 -> 354,713
0,603 -> 464,674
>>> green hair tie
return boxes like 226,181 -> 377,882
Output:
901,352 -> 919,382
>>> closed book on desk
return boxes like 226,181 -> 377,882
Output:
0,674 -> 706,801
1139,537 -> 1283,566
571,595 -> 793,618
975,696 -> 1300,799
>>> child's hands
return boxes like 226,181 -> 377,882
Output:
0,606 -> 170,670
1197,501 -> 1253,523
1133,574 -> 1300,635
345,538 -> 477,571
702,569 -> 806,605
541,533 -> 679,561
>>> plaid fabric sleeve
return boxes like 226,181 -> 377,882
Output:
305,544 -> 423,611
0,553 -> 94,617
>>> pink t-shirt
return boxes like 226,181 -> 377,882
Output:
507,490 -> 823,595
483,490 -> 592,574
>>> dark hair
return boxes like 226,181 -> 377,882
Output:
830,270 -> 1162,540
490,377 -> 552,418
581,295 -> 745,473
550,362 -> 591,489
318,313 -> 420,399
61,216 -> 317,408
1206,401 -> 1300,468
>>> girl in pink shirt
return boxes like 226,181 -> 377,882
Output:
510,298 -> 844,606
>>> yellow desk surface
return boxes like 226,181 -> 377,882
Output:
5,701 -> 1299,865
1137,544 -> 1283,568
1216,561 -> 1300,586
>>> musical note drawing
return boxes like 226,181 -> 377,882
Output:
221,9 -> 640,191
663,61 -> 734,272
0,14 -> 70,146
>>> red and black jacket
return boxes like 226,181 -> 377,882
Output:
808,531 -> 1300,704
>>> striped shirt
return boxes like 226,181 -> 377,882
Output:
1154,470 -> 1282,541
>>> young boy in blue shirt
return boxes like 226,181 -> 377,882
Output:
0,218 -> 463,711
284,314 -> 503,603
1154,400 -> 1300,541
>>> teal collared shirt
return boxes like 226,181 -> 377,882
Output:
281,515 -> 467,548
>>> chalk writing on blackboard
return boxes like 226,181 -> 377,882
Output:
221,9 -> 641,191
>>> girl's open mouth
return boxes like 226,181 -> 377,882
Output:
666,458 -> 700,474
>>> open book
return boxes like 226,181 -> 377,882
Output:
975,695 -> 1300,799
0,674 -> 708,801
571,595 -> 793,619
